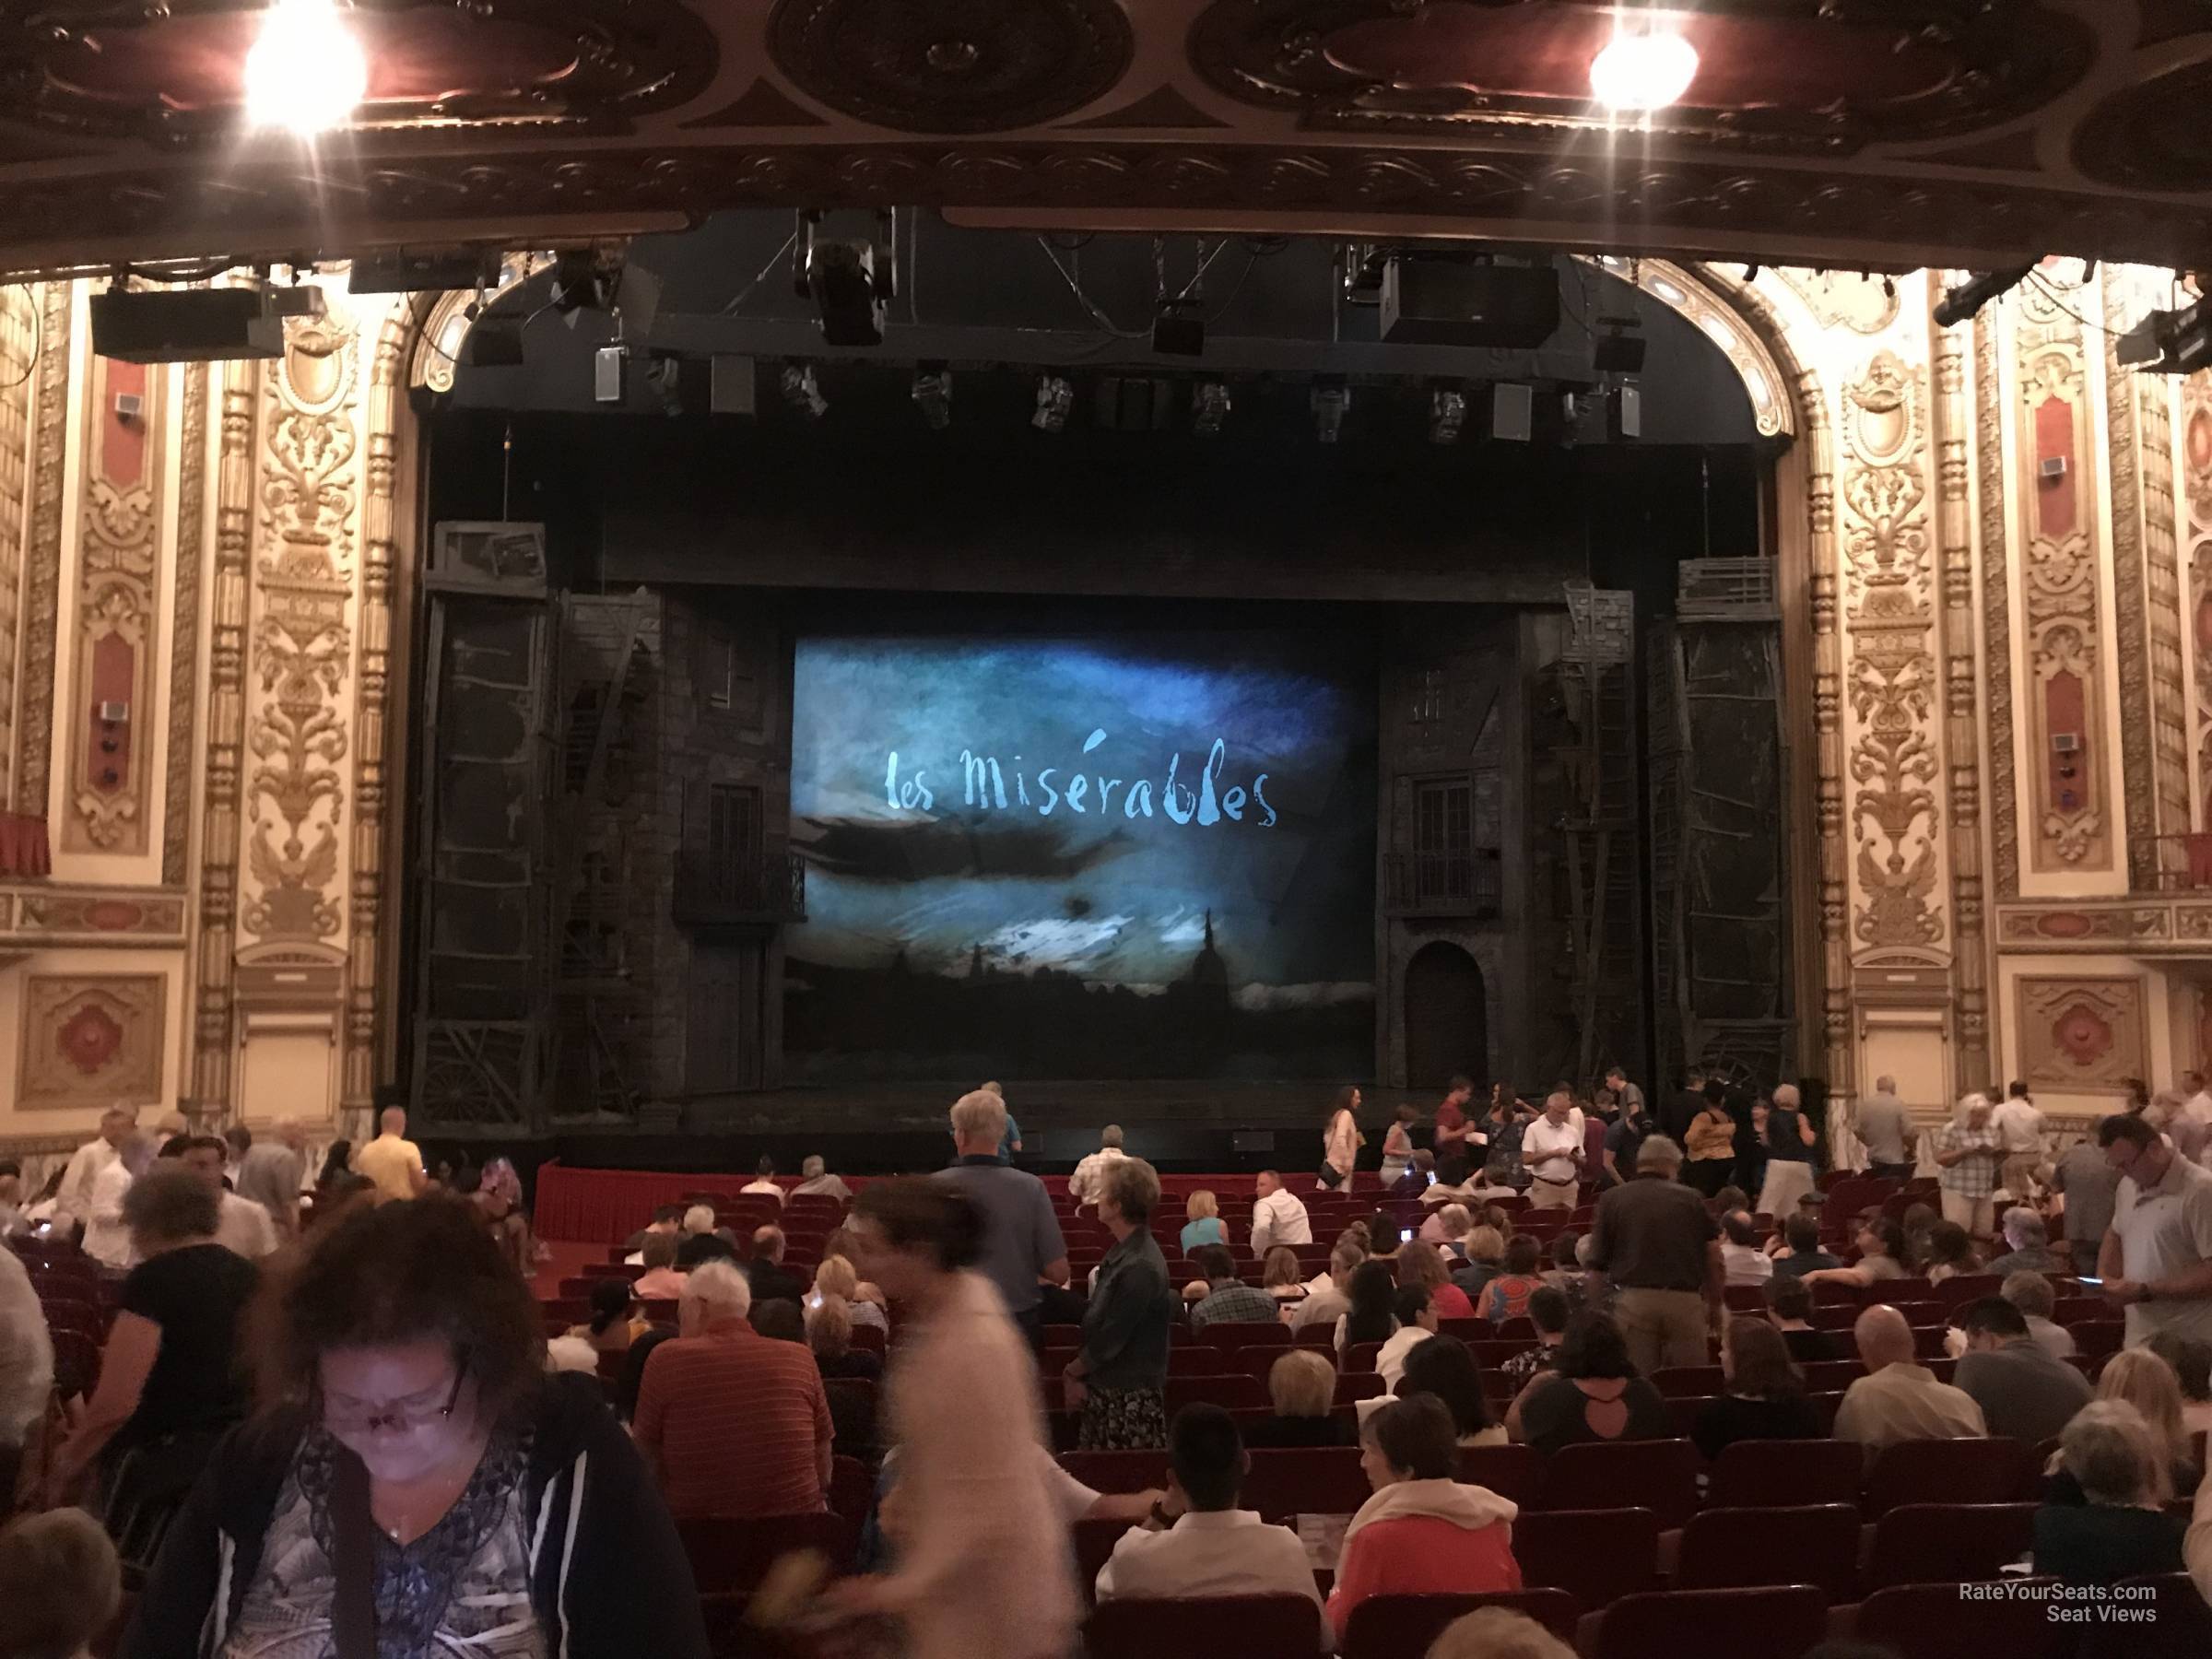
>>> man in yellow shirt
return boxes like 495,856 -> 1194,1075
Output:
354,1105 -> 427,1203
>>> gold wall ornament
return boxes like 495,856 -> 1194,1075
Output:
16,281 -> 70,819
1840,348 -> 1945,953
0,286 -> 32,807
1979,313 -> 2020,900
2015,273 -> 2110,872
18,972 -> 167,1108
2187,372 -> 2212,828
1776,269 -> 1903,337
164,361 -> 207,886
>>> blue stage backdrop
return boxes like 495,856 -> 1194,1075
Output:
784,630 -> 1377,1081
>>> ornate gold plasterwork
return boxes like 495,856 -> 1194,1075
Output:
16,281 -> 69,819
0,287 -> 30,806
243,311 -> 357,941
18,972 -> 166,1108
1980,314 -> 2019,900
2017,974 -> 2147,1093
1840,348 -> 1943,954
2017,271 -> 2109,871
1931,307 -> 1986,1088
2184,373 -> 2212,829
1778,270 -> 1903,338
164,361 -> 207,885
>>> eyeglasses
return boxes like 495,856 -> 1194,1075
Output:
323,1359 -> 470,1436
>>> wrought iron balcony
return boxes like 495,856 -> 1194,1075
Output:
1385,850 -> 1502,917
672,848 -> 806,929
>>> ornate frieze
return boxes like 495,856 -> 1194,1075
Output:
0,287 -> 31,807
16,282 -> 69,822
2016,974 -> 2147,1094
1932,307 -> 1987,1083
1980,313 -> 2019,900
163,361 -> 207,885
2184,374 -> 2212,826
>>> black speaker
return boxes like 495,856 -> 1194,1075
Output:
89,288 -> 284,363
1380,259 -> 1562,348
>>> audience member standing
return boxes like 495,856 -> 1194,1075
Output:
1249,1170 -> 1312,1255
1684,1084 -> 1738,1198
81,1130 -> 154,1271
1380,1102 -> 1419,1188
1093,1404 -> 1328,1646
634,1260 -> 831,1518
230,1117 -> 307,1237
1832,1305 -> 1986,1453
832,1179 -> 1077,1659
2096,1112 -> 2212,1348
1069,1125 -> 1131,1210
1853,1076 -> 1915,1179
172,1135 -> 276,1260
1933,1094 -> 2005,1241
1067,1159 -> 1174,1450
1756,1084 -> 1820,1218
1952,1296 -> 2093,1447
354,1104 -> 428,1203
1587,1135 -> 1723,1375
54,1107 -> 136,1237
1993,1082 -> 2047,1201
0,1241 -> 52,1505
1433,1077 -> 1476,1186
1521,1092 -> 1586,1212
1321,1088 -> 1364,1191
939,1088 -> 1070,1349
2052,1132 -> 2123,1278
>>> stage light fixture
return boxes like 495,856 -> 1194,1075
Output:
1593,316 -> 1647,376
912,364 -> 953,429
1192,381 -> 1231,437
1429,385 -> 1466,445
594,345 -> 626,405
89,283 -> 320,363
1152,299 -> 1205,358
794,210 -> 896,347
245,0 -> 368,135
1311,379 -> 1350,443
1033,375 -> 1074,432
1934,263 -> 2037,329
1609,382 -> 1643,441
779,363 -> 827,418
2117,299 -> 2212,376
1590,23 -> 1699,113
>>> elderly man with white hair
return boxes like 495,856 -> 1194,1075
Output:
792,1154 -> 852,1201
633,1259 -> 832,1519
939,1087 -> 1068,1347
1069,1124 -> 1131,1210
1520,1091 -> 1586,1212
1989,1206 -> 2066,1278
1756,1083 -> 1820,1218
1933,1092 -> 2006,1241
675,1201 -> 738,1268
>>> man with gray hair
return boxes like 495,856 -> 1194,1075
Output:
1069,1124 -> 1131,1210
791,1154 -> 851,1201
1586,1134 -> 1724,1373
1989,1206 -> 2065,1278
634,1258 -> 832,1519
1521,1091 -> 1586,1212
1853,1075 -> 1914,1180
232,1116 -> 308,1237
941,1087 -> 1068,1348
1757,1082 -> 1820,1218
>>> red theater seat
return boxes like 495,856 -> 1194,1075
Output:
1512,1508 -> 1660,1611
1339,1590 -> 1579,1657
1590,1585 -> 1827,1659
676,1512 -> 857,1596
1239,1448 -> 1370,1521
1674,1504 -> 1862,1602
1456,1443 -> 1547,1508
1084,1595 -> 1324,1658
1705,1439 -> 1864,1510
1861,1438 -> 2036,1518
1537,1439 -> 1699,1527
1862,1502 -> 2036,1591
1847,1580 -> 2071,1659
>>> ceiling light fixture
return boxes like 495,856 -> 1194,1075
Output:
245,0 -> 369,136
1590,19 -> 1700,114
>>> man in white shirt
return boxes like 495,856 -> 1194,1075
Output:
1720,1210 -> 1773,1287
1990,1083 -> 2046,1202
2097,1112 -> 2212,1348
791,1156 -> 852,1201
1521,1090 -> 1587,1211
2181,1071 -> 2212,1130
0,1244 -> 52,1504
174,1135 -> 277,1259
1248,1170 -> 1312,1256
53,1107 -> 136,1235
81,1131 -> 153,1270
1069,1125 -> 1132,1210
1094,1404 -> 1328,1651
739,1156 -> 785,1205
1287,1242 -> 1362,1335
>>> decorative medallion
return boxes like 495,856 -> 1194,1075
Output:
2017,974 -> 2147,1091
18,973 -> 166,1108
55,1001 -> 124,1074
767,0 -> 1135,134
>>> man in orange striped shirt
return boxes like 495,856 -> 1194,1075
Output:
634,1260 -> 833,1518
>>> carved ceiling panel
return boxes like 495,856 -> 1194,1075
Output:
0,0 -> 2203,274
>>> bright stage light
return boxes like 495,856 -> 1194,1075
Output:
245,0 -> 369,135
1590,24 -> 1699,114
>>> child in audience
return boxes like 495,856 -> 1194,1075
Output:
0,1508 -> 121,1659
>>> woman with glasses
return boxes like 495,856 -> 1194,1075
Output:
121,1195 -> 706,1658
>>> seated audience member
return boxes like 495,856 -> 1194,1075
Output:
471,1157 -> 534,1277
750,1299 -> 807,1345
632,1231 -> 688,1300
1452,1224 -> 1507,1303
1364,1211 -> 1407,1265
1711,1184 -> 1751,1218
674,1205 -> 737,1269
1289,1242 -> 1363,1334
1338,1260 -> 1400,1359
1418,1201 -> 1472,1250
1988,1206 -> 2065,1278
1923,1219 -> 1983,1285
740,1157 -> 785,1204
1242,1349 -> 1352,1449
1397,1333 -> 1508,1449
2078,1348 -> 2202,1499
1399,1239 -> 1477,1321
1180,1188 -> 1229,1253
1831,1304 -> 1986,1453
1720,1210 -> 1774,1288
124,1193 -> 709,1657
571,1278 -> 645,1355
633,1260 -> 832,1519
1187,1244 -> 1279,1331
1424,1607 -> 1574,1659
1694,1316 -> 1822,1462
624,1203 -> 685,1262
1952,1296 -> 2092,1448
2001,1270 -> 2077,1361
1799,1217 -> 1910,1288
1770,1213 -> 1841,1281
1510,1312 -> 1670,1453
1481,1234 -> 1547,1324
2035,1401 -> 2189,1584
47,1169 -> 258,1525
1766,1276 -> 1845,1362
806,1294 -> 883,1382
1541,1231 -> 1596,1311
792,1155 -> 853,1202
0,1506 -> 121,1659
1500,1286 -> 1571,1386
811,1253 -> 888,1332
1326,1394 -> 1521,1639
2147,1333 -> 2212,1437
747,1224 -> 806,1307
1094,1404 -> 1328,1649
1249,1170 -> 1312,1256
1378,1286 -> 1440,1390
1262,1246 -> 1308,1304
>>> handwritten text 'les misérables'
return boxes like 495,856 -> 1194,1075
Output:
883,733 -> 1277,827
